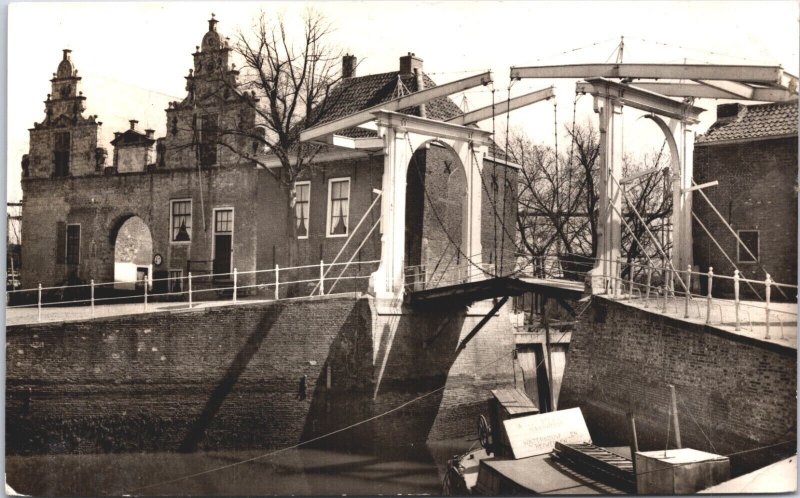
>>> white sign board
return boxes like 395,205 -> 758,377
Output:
502,407 -> 591,459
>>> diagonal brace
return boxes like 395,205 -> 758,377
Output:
457,296 -> 509,351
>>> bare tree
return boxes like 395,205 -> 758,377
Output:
173,10 -> 347,266
512,123 -> 672,279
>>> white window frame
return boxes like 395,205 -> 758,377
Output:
66,223 -> 81,266
737,229 -> 760,263
212,207 -> 235,272
326,177 -> 351,238
294,181 -> 311,239
168,269 -> 183,294
170,198 -> 192,244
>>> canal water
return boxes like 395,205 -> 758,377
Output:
6,439 -> 475,496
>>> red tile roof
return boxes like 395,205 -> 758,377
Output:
696,101 -> 798,145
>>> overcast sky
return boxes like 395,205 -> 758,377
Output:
6,1 -> 799,202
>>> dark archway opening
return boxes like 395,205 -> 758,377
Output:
404,142 -> 467,290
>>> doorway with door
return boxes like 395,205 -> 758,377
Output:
212,208 -> 233,280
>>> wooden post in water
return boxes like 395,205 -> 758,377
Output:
670,384 -> 682,448
627,412 -> 639,479
543,303 -> 555,412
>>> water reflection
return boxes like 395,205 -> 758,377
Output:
7,439 -> 473,496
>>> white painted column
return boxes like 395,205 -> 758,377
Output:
458,141 -> 485,282
370,125 -> 411,300
669,120 -> 695,276
591,96 -> 624,294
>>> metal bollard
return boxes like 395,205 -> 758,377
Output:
705,267 -> 714,324
37,283 -> 42,322
188,272 -> 193,309
684,265 -> 691,319
91,279 -> 95,317
733,270 -> 740,331
319,260 -> 325,296
233,268 -> 238,304
275,264 -> 280,300
765,274 -> 772,339
143,277 -> 148,312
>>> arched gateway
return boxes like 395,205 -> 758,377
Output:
112,216 -> 153,290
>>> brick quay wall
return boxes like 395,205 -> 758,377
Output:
6,295 -> 515,455
559,296 -> 796,476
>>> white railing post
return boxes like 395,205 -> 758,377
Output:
705,267 -> 714,324
764,274 -> 772,340
37,283 -> 42,322
645,266 -> 652,307
616,257 -> 623,298
90,279 -> 95,317
233,268 -> 238,304
733,270 -> 740,331
275,264 -> 280,300
143,277 -> 148,312
684,265 -> 691,319
319,260 -> 325,296
628,261 -> 634,300
662,269 -> 669,313
188,272 -> 193,309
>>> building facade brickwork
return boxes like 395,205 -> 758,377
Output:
19,17 -> 517,295
693,102 -> 798,298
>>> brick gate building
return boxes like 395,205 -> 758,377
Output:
19,17 -> 517,296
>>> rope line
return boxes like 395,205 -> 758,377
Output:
677,394 -> 718,453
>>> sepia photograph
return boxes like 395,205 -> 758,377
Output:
4,1 -> 798,495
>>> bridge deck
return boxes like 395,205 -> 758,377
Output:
407,276 -> 585,309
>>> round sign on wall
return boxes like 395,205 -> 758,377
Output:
153,254 -> 163,266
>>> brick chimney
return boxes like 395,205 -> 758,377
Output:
716,103 -> 744,123
129,119 -> 138,130
399,52 -> 423,75
145,129 -> 155,139
342,54 -> 357,79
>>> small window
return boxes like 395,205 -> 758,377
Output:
199,114 -> 218,167
54,132 -> 70,177
737,230 -> 759,263
168,270 -> 183,294
214,209 -> 233,233
171,199 -> 192,242
327,178 -> 350,237
295,181 -> 310,239
66,224 -> 80,266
